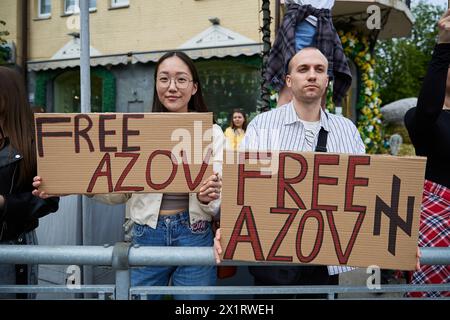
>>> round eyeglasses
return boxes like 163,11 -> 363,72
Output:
157,76 -> 194,89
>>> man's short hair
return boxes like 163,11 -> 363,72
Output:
287,47 -> 328,74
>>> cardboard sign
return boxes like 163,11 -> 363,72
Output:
35,113 -> 214,194
221,151 -> 426,270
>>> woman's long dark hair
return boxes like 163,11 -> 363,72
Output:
229,109 -> 248,131
152,51 -> 208,113
0,66 -> 36,185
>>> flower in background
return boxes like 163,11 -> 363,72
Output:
336,30 -> 385,154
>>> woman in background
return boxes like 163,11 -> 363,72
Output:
224,109 -> 247,151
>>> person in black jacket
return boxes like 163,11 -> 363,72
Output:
404,10 -> 450,298
0,66 -> 59,298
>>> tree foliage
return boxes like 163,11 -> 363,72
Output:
375,1 -> 444,105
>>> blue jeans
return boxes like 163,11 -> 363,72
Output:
130,210 -> 216,300
295,20 -> 317,51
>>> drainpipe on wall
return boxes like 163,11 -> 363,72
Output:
21,0 -> 28,87
275,0 -> 280,35
79,0 -> 94,295
80,1 -> 91,114
260,0 -> 271,112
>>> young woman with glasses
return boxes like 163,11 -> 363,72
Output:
33,52 -> 223,300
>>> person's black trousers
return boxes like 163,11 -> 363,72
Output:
251,265 -> 339,299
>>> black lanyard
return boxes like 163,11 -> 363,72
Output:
314,127 -> 328,153
314,112 -> 328,152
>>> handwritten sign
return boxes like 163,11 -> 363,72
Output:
221,151 -> 426,270
35,113 -> 214,194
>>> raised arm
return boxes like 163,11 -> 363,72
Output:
413,11 -> 450,126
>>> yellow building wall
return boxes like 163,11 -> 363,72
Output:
0,0 -> 23,66
28,0 -> 274,61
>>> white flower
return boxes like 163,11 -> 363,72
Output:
367,125 -> 374,132
364,137 -> 371,144
365,88 -> 372,96
270,93 -> 279,101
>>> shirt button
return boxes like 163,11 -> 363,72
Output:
15,155 -> 20,159
165,218 -> 170,224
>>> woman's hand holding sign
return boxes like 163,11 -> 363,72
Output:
214,228 -> 223,264
32,176 -> 66,199
438,9 -> 450,44
197,172 -> 222,204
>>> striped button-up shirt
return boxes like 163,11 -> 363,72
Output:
242,102 -> 366,275
242,102 -> 365,154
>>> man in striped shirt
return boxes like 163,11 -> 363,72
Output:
243,47 -> 365,298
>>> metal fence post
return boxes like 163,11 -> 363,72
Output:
112,242 -> 132,300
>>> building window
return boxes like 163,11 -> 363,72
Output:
64,0 -> 77,14
111,0 -> 129,8
196,56 -> 261,129
38,0 -> 51,18
64,0 -> 96,15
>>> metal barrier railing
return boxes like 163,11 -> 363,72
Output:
0,285 -> 115,300
1,244 -> 449,300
